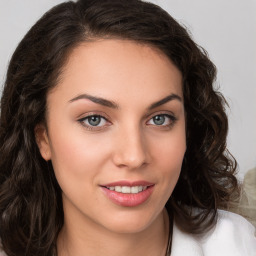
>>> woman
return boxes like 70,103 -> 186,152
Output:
0,0 -> 255,255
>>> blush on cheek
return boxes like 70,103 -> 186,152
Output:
160,144 -> 185,183
157,142 -> 186,166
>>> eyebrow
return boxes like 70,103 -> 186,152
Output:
69,94 -> 119,109
69,93 -> 182,109
148,94 -> 182,110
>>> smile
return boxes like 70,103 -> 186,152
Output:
100,181 -> 155,207
106,185 -> 148,194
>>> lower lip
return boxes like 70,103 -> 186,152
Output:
101,186 -> 154,207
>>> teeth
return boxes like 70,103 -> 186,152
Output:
115,186 -> 122,192
122,186 -> 130,193
131,186 -> 139,193
107,185 -> 148,194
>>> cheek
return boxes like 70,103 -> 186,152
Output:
150,128 -> 186,183
48,124 -> 110,189
158,144 -> 185,204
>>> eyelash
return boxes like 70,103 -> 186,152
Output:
78,112 -> 177,131
147,113 -> 177,128
78,113 -> 110,131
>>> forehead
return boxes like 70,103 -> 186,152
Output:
50,39 -> 183,104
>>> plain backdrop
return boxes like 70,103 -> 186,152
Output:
0,0 -> 255,180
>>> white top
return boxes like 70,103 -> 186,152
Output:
172,209 -> 256,256
0,210 -> 255,256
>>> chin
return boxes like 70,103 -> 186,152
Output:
100,209 -> 163,234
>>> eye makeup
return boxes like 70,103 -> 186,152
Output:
146,111 -> 178,130
147,113 -> 177,128
77,111 -> 112,131
77,111 -> 178,132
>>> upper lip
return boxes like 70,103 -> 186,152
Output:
101,180 -> 155,187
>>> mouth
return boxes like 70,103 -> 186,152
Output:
100,180 -> 154,194
103,185 -> 150,194
100,181 -> 155,207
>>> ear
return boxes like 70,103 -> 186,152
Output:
34,123 -> 51,161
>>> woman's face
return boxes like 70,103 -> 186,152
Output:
37,39 -> 186,234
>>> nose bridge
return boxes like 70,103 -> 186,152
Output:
113,123 -> 148,169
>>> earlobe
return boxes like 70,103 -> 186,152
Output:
34,123 -> 51,161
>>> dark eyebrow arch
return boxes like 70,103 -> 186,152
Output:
69,94 -> 119,109
148,94 -> 182,110
69,93 -> 181,110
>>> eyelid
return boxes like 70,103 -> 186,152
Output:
77,111 -> 111,131
77,111 -> 110,120
146,111 -> 178,127
146,111 -> 176,121
77,110 -> 178,131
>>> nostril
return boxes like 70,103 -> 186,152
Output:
112,130 -> 149,168
114,153 -> 148,169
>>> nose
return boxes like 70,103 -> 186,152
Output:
112,126 -> 149,169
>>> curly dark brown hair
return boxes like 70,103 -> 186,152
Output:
0,0 -> 238,255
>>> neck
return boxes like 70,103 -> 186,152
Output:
57,209 -> 170,256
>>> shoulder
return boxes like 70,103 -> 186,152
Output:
201,210 -> 256,256
213,209 -> 255,241
171,209 -> 256,256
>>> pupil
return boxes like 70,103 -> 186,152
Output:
154,115 -> 165,125
88,116 -> 101,126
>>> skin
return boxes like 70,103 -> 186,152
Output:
36,39 -> 186,256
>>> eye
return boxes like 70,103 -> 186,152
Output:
147,114 -> 176,127
78,115 -> 109,129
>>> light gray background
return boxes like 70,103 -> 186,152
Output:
0,0 -> 255,180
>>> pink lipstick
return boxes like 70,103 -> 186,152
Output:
100,180 -> 155,207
